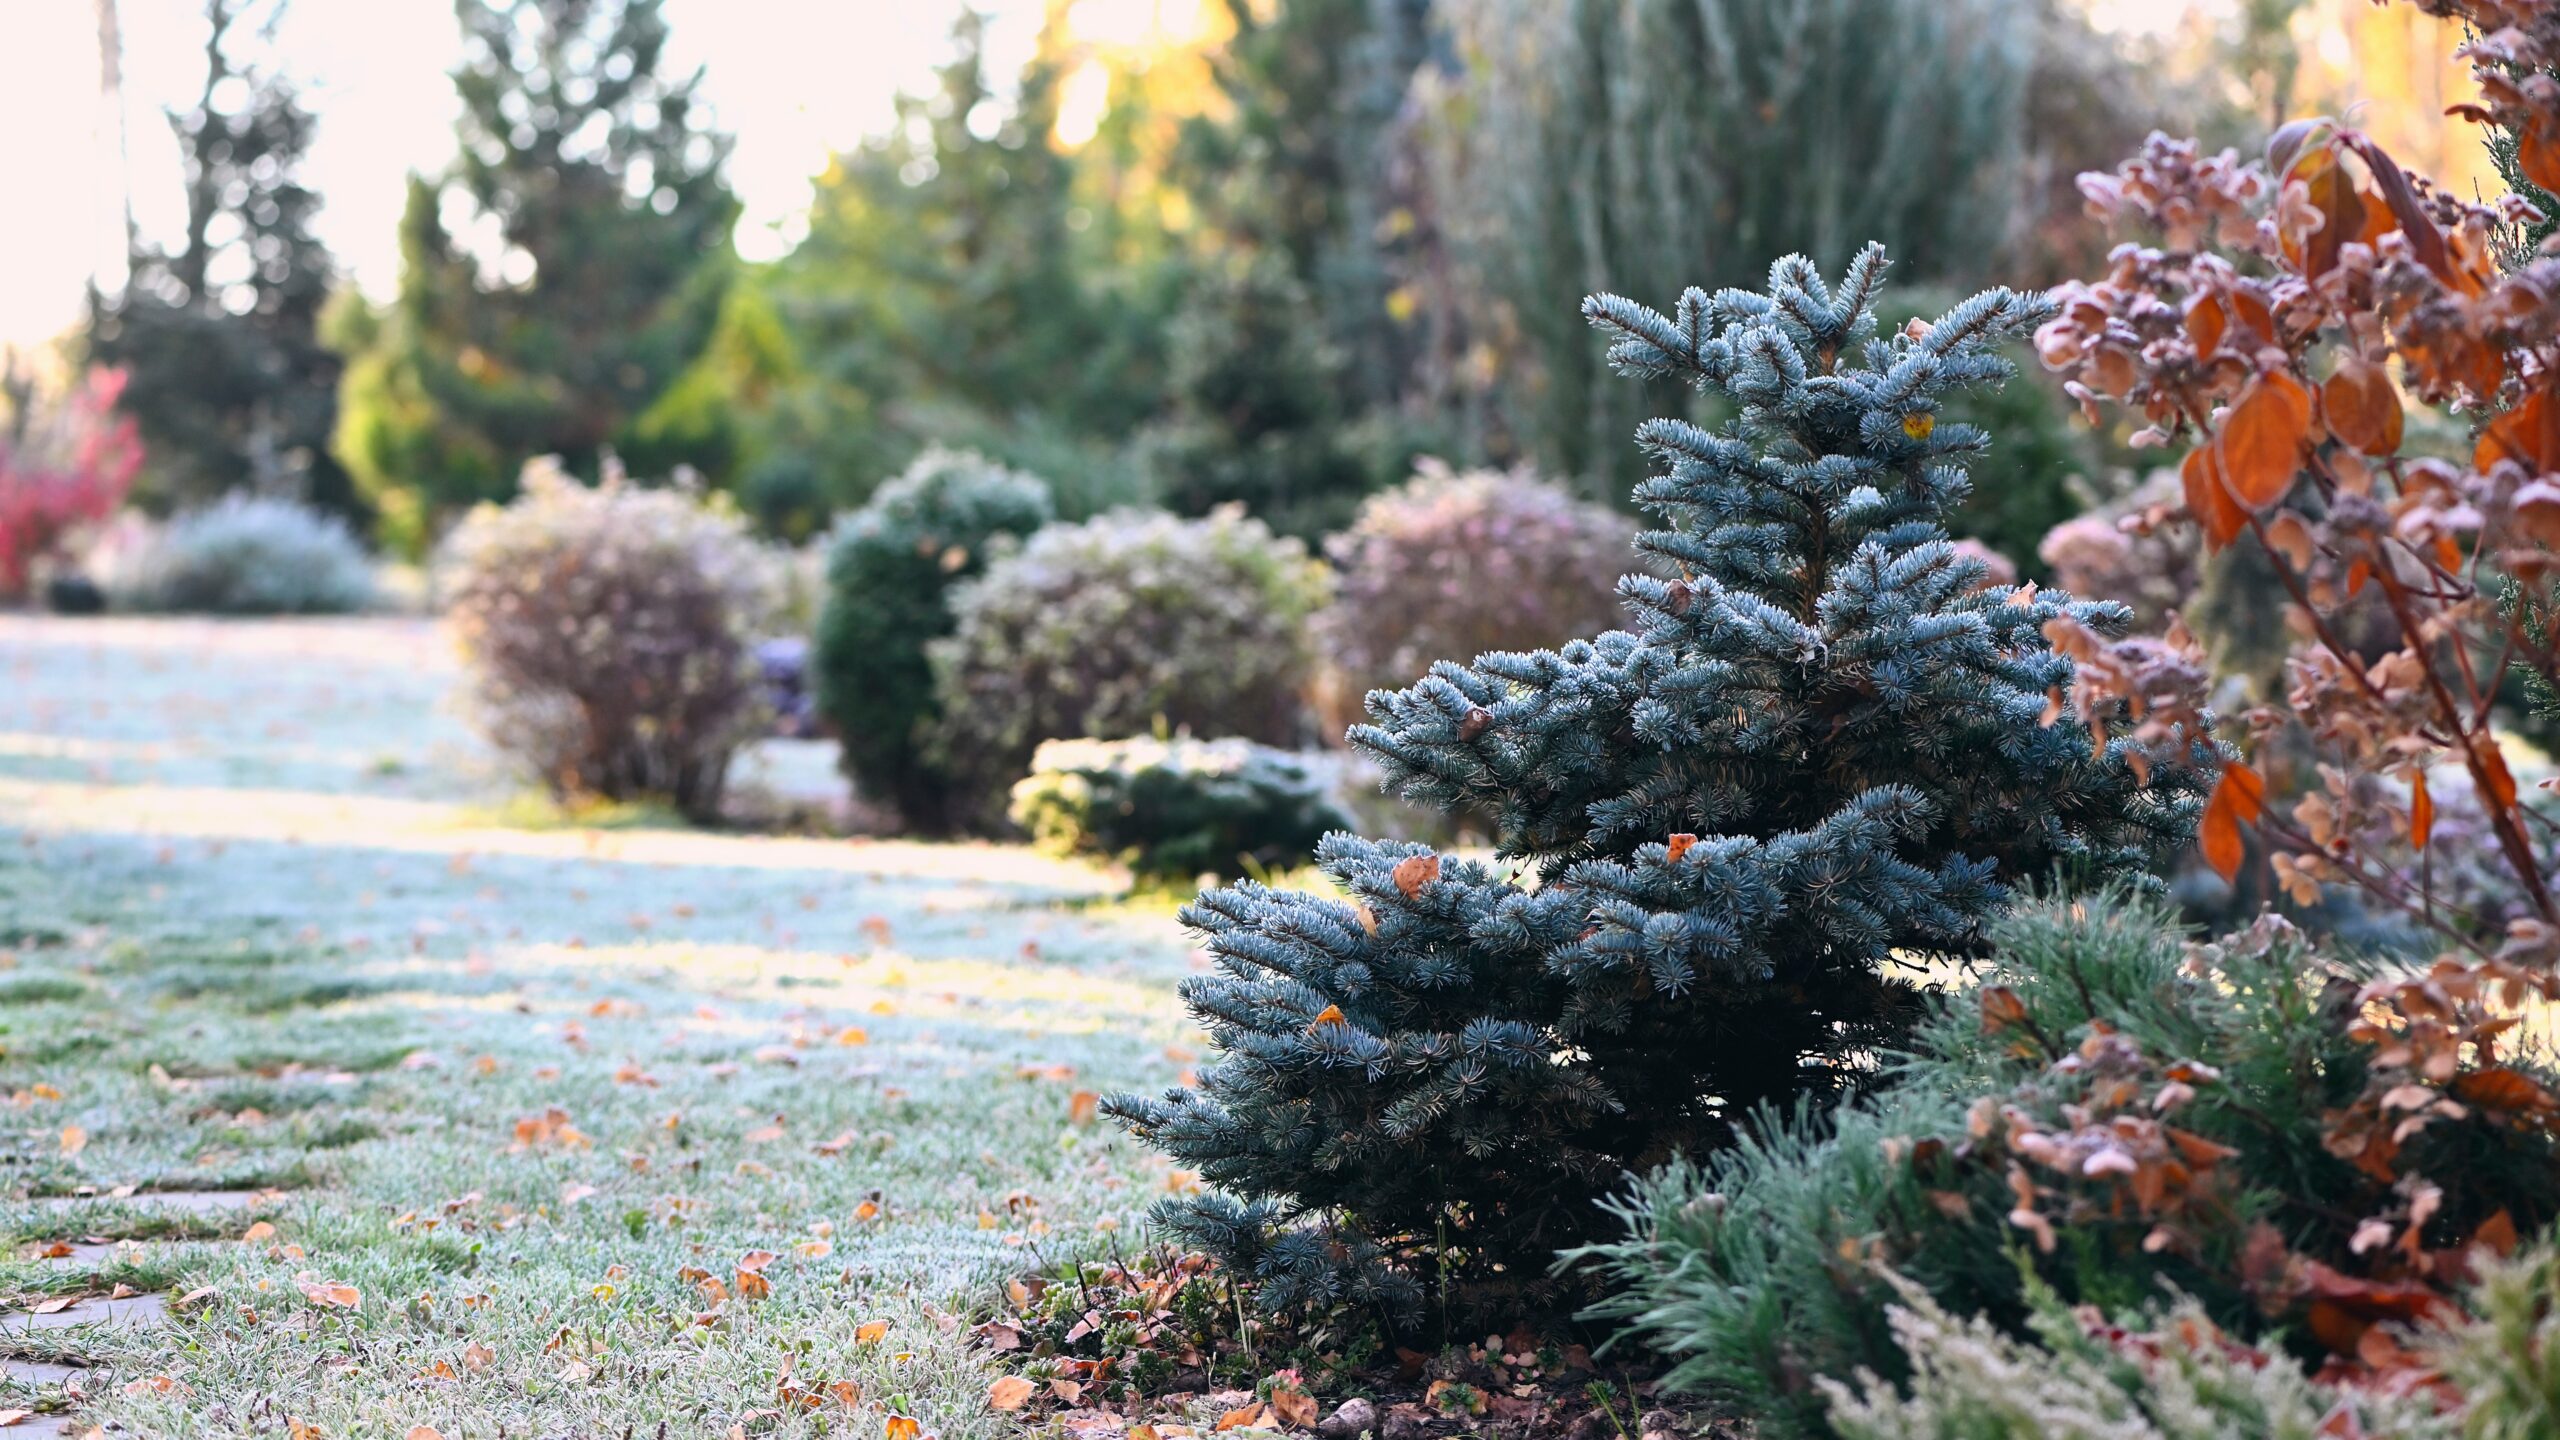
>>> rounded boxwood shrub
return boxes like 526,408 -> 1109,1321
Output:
441,462 -> 778,822
1310,463 -> 1634,739
930,506 -> 1331,829
812,449 -> 1053,831
124,493 -> 375,614
1010,735 -> 1352,882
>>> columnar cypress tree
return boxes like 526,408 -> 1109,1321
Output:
1107,248 -> 2210,1320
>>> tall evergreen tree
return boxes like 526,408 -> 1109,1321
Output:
1181,0 -> 1436,400
87,0 -> 350,516
754,12 -> 1165,515
1108,250 -> 2210,1320
335,0 -> 736,539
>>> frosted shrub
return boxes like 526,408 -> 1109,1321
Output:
1009,735 -> 1351,882
124,493 -> 375,614
931,506 -> 1329,830
1820,1272 -> 2449,1440
441,461 -> 777,821
1309,463 -> 1633,738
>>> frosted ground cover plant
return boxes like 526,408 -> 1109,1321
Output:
0,616 -> 1215,1438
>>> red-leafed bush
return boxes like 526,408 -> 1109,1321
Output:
0,367 -> 143,601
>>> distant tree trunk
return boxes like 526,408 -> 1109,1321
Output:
93,0 -> 133,293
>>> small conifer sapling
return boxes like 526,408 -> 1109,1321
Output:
1108,247 -> 2212,1321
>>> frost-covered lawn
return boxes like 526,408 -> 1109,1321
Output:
0,616 -> 1206,1438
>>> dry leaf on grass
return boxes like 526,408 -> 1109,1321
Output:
989,1376 -> 1038,1411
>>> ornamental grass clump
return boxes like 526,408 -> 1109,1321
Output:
1106,249 -> 2213,1324
443,460 -> 777,823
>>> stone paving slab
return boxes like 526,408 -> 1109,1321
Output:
30,1191 -> 258,1214
0,1294 -> 165,1332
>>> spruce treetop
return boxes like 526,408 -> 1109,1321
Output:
1109,247 -> 2211,1321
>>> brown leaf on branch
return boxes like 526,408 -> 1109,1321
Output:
2323,357 -> 2403,456
2216,372 -> 2313,511
2182,446 -> 2249,552
2478,386 -> 2560,477
2449,1067 -> 2556,1115
2200,762 -> 2267,883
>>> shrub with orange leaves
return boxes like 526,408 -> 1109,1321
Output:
1583,894 -> 2560,1438
2035,9 -> 2560,959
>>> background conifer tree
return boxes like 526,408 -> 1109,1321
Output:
88,0 -> 351,517
334,0 -> 736,540
1108,248 -> 2210,1320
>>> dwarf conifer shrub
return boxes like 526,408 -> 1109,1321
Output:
443,462 -> 777,822
813,449 -> 1052,831
1310,464 -> 1634,740
1106,250 -> 2211,1322
930,507 -> 1329,830
1009,736 -> 1351,883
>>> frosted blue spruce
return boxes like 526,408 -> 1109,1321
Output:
1107,248 -> 2210,1320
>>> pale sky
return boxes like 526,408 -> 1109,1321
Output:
0,0 -> 2195,356
0,0 -> 1112,351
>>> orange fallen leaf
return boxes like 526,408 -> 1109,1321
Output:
856,1320 -> 891,1345
988,1376 -> 1037,1411
887,1417 -> 922,1440
1663,833 -> 1698,864
241,1221 -> 277,1244
1269,1388 -> 1318,1428
297,1278 -> 361,1310
58,1125 -> 85,1157
1068,1091 -> 1099,1126
1216,1404 -> 1269,1432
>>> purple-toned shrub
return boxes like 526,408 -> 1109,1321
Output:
1309,463 -> 1635,739
442,461 -> 778,821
